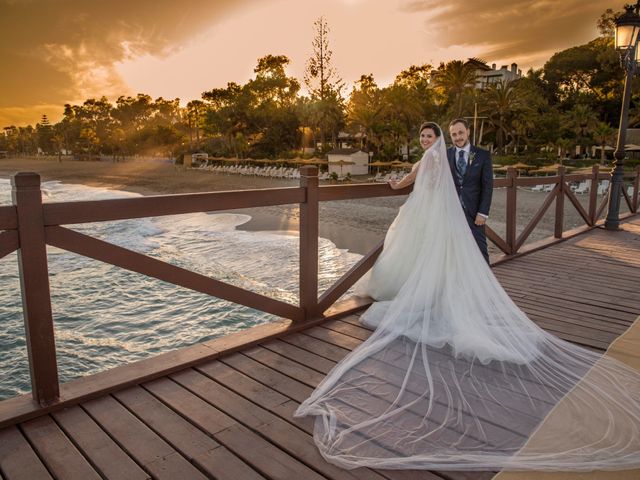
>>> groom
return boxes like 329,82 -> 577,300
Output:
447,118 -> 493,264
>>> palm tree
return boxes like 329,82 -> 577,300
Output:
563,104 -> 598,156
480,81 -> 526,154
434,60 -> 478,118
593,122 -> 615,164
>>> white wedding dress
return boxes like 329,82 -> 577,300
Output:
294,132 -> 640,471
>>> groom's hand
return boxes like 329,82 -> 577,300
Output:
475,214 -> 487,226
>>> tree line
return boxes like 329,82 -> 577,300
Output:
0,11 -> 630,163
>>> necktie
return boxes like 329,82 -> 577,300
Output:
457,149 -> 467,178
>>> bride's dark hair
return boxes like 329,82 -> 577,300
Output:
419,122 -> 441,137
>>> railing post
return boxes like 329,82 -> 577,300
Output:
554,166 -> 566,238
633,165 -> 640,213
588,165 -> 599,224
506,167 -> 517,254
11,172 -> 59,405
299,166 -> 319,320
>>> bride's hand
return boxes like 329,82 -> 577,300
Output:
388,180 -> 399,190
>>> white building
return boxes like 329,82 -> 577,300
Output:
327,148 -> 369,176
467,58 -> 522,89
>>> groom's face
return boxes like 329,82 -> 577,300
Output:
449,122 -> 470,148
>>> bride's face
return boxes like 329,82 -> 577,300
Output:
420,128 -> 438,150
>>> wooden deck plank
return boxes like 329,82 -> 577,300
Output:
327,304 -> 616,353
495,272 -> 640,312
144,375 -> 326,480
170,367 -> 379,480
196,358 -> 445,480
20,415 -> 101,480
260,339 -> 337,374
81,395 -> 208,480
222,341 -> 511,477
1,217 -> 638,480
114,385 -> 261,480
52,406 -> 150,480
221,353 -> 314,403
0,426 -> 52,480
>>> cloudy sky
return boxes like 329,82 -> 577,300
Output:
0,0 -> 617,127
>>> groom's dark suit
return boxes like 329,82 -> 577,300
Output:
447,144 -> 493,264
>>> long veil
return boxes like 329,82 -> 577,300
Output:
294,130 -> 640,471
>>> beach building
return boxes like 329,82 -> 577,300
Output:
466,58 -> 522,89
327,148 -> 369,176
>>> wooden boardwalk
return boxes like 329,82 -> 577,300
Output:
0,218 -> 639,480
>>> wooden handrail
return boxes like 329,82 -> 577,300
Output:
0,230 -> 18,260
589,165 -> 600,223
3,162 -> 640,412
319,183 -> 412,201
300,166 -> 320,319
11,173 -> 59,405
633,166 -> 640,212
0,205 -> 17,230
485,226 -> 510,254
515,184 -> 560,252
317,239 -> 384,314
554,166 -> 566,239
45,226 -> 304,321
505,168 -> 517,253
563,185 -> 592,226
43,187 -> 306,226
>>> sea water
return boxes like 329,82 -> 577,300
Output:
0,179 -> 361,399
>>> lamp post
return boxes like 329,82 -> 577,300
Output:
606,2 -> 640,229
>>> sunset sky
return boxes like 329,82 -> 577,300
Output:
0,0 -> 618,128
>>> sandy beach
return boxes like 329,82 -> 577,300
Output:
0,156 -> 603,256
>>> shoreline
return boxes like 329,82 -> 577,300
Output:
0,157 -> 391,255
0,156 -> 598,256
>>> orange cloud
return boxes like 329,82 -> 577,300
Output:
0,0 -> 259,126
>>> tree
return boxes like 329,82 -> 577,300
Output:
36,114 -> 54,154
186,100 -> 206,150
593,122 -> 615,163
434,60 -> 478,117
380,66 -> 436,160
562,103 -> 598,155
246,55 -> 301,157
480,80 -> 529,154
346,74 -> 383,152
304,17 -> 345,149
203,82 -> 250,157
597,9 -> 616,37
543,37 -> 621,110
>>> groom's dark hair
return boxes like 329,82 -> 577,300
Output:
449,118 -> 470,130
419,122 -> 441,137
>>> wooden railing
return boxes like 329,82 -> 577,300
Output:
0,164 -> 638,408
486,165 -> 639,258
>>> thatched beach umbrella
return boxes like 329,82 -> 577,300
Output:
511,162 -> 535,170
304,158 -> 329,165
531,163 -> 576,174
368,160 -> 392,173
329,159 -> 355,175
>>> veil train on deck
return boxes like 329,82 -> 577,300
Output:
294,127 -> 640,471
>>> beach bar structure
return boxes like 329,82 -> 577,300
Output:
0,165 -> 639,479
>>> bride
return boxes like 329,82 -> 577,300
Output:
294,122 -> 640,471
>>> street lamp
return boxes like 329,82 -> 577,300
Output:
606,1 -> 640,229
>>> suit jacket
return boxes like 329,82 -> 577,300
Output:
447,145 -> 493,219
